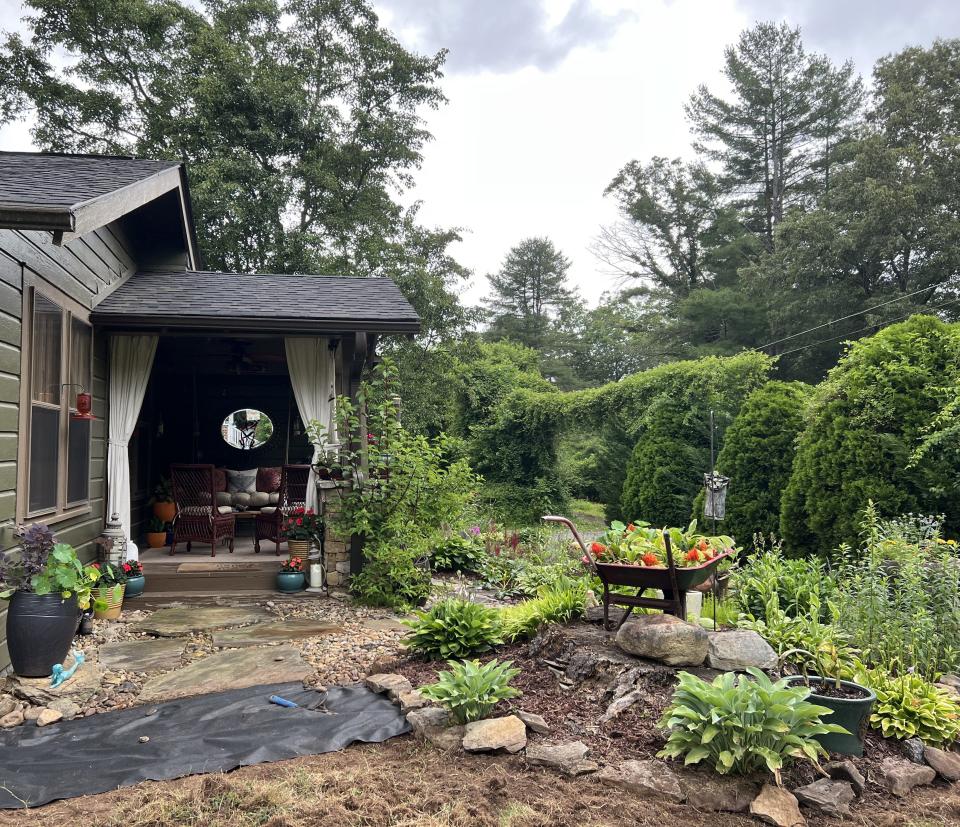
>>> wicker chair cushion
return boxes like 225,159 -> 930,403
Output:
216,492 -> 232,506
181,505 -> 234,516
256,467 -> 282,493
226,469 -> 257,494
249,491 -> 270,508
232,492 -> 251,507
213,468 -> 228,492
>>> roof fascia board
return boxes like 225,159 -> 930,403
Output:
0,206 -> 74,232
89,312 -> 421,335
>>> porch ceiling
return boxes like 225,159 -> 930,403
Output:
91,269 -> 421,335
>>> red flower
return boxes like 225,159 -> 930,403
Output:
590,542 -> 606,556
642,553 -> 659,567
92,562 -> 101,569
296,518 -> 303,526
122,563 -> 132,572
626,523 -> 635,531
581,555 -> 591,566
686,549 -> 700,562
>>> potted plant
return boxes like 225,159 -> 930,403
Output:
91,562 -> 128,620
0,524 -> 100,677
151,477 -> 176,523
283,507 -> 322,557
781,643 -> 875,756
145,516 -> 167,549
277,556 -> 306,592
123,559 -> 146,598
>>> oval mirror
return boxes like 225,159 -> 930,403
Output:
222,408 -> 274,450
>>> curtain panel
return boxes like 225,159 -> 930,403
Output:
106,335 -> 158,541
284,337 -> 338,513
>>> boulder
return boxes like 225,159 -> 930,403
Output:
615,614 -> 708,667
525,741 -> 597,776
516,710 -> 550,735
923,746 -> 960,782
706,630 -> 777,671
749,784 -> 805,827
596,759 -> 684,803
396,690 -> 428,713
793,779 -> 855,818
823,760 -> 866,796
902,737 -> 925,764
682,777 -> 759,812
940,673 -> 960,689
406,707 -> 463,751
0,708 -> 24,728
880,758 -> 936,797
35,708 -> 63,727
364,673 -> 413,701
462,715 -> 527,754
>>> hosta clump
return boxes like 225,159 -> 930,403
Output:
500,577 -> 586,642
419,659 -> 520,724
658,668 -> 846,783
855,666 -> 960,745
404,598 -> 503,660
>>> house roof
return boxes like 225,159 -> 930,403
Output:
0,151 -> 199,263
91,269 -> 421,334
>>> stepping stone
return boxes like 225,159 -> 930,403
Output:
8,653 -> 103,707
138,646 -> 311,702
100,639 -> 186,672
132,606 -> 273,637
361,617 -> 409,633
211,618 -> 343,648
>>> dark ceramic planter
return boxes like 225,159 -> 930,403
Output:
276,571 -> 306,593
6,591 -> 80,677
785,675 -> 876,756
125,574 -> 146,598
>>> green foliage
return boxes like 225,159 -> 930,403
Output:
147,516 -> 166,533
403,599 -> 503,660
658,669 -> 845,783
430,533 -> 485,573
475,527 -> 582,599
854,666 -> 960,746
419,659 -> 521,725
31,543 -> 100,610
781,317 -> 960,553
499,577 -> 586,642
349,535 -> 431,611
739,596 -> 853,665
693,382 -> 811,546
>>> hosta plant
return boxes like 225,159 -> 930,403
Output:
403,598 -> 503,660
658,668 -> 846,784
854,666 -> 960,745
419,658 -> 521,724
499,576 -> 586,642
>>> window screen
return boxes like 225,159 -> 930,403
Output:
29,406 -> 59,512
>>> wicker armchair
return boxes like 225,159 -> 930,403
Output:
255,464 -> 311,555
170,464 -> 236,557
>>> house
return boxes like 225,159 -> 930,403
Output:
0,151 -> 420,671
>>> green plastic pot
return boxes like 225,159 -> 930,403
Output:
125,574 -> 146,598
785,675 -> 876,757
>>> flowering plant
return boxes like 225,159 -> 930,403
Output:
280,556 -> 304,573
123,560 -> 143,578
283,508 -> 323,542
92,561 -> 128,587
588,520 -> 736,569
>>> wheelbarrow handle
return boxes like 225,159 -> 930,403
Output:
542,515 -> 588,554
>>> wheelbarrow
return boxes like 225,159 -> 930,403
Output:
543,515 -> 733,631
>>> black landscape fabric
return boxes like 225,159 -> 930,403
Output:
0,682 -> 411,809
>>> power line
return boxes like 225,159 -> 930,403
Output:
758,284 -> 942,352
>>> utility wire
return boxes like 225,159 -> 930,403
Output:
772,296 -> 960,359
758,284 -> 942,352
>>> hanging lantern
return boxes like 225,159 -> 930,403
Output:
96,513 -> 128,566
703,472 -> 730,520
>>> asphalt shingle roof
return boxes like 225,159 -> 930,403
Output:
92,270 -> 421,334
0,152 -> 178,212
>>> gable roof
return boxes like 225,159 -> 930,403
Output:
91,269 -> 421,334
0,151 -> 198,263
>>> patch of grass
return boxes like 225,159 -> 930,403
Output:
568,499 -> 606,530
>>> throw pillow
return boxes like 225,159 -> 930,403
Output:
256,466 -> 281,493
213,468 -> 228,493
226,469 -> 257,494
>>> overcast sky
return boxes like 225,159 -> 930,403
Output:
2,0 -> 958,305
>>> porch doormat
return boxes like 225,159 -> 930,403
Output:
177,561 -> 264,572
0,682 -> 410,809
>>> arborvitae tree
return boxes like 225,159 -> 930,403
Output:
780,316 -> 960,554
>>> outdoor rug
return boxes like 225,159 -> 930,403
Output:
0,682 -> 411,808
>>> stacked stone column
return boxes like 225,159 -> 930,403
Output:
319,483 -> 351,588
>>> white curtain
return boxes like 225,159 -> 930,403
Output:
285,337 -> 337,513
106,335 -> 158,541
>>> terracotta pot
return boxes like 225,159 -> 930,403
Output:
93,583 -> 125,621
146,532 -> 167,549
153,501 -> 176,523
287,539 -> 312,557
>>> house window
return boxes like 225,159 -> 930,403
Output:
24,289 -> 92,518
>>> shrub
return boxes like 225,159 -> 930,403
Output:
780,316 -> 960,554
419,658 -> 521,724
500,577 -> 586,642
350,535 -> 432,611
404,598 -> 503,660
430,533 -> 485,573
658,668 -> 846,783
854,666 -> 960,746
693,381 -> 810,547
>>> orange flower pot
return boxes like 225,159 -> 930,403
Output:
146,532 -> 167,549
153,501 -> 176,523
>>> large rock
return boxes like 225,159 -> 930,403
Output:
615,614 -> 708,666
879,758 -> 936,797
682,777 -> 759,812
397,690 -> 428,713
131,606 -> 272,637
706,630 -> 777,671
364,673 -> 413,701
923,746 -> 960,782
211,618 -> 343,648
99,638 -> 186,672
0,695 -> 16,717
596,759 -> 684,803
462,715 -> 527,754
823,760 -> 866,796
902,737 -> 925,764
407,707 -> 462,751
525,741 -> 597,776
8,653 -> 103,706
793,779 -> 855,818
749,784 -> 805,827
139,646 -> 311,702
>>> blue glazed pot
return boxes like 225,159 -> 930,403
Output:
125,574 -> 146,598
276,571 -> 305,593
